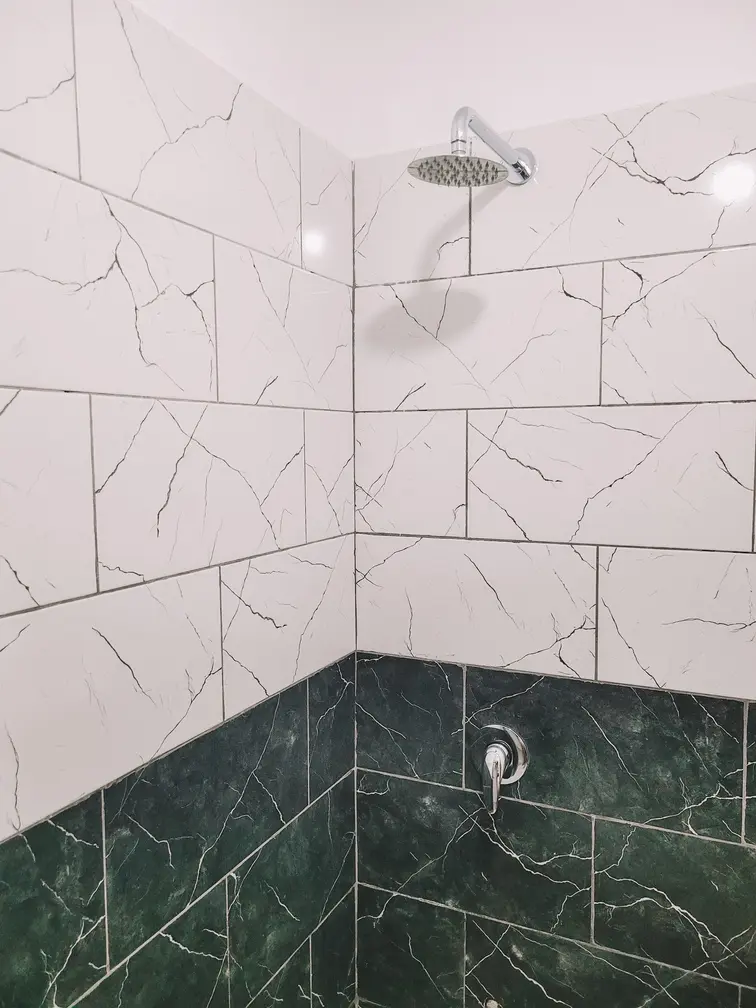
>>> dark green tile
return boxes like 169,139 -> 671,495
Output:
0,793 -> 105,1008
595,821 -> 756,985
105,682 -> 308,963
312,890 -> 355,1008
80,885 -> 227,1007
744,705 -> 756,845
467,668 -> 744,840
357,654 -> 463,786
466,916 -> 738,1007
249,943 -> 310,1007
309,657 -> 355,800
741,988 -> 756,1006
229,775 -> 355,1005
358,887 -> 463,1008
357,772 -> 591,940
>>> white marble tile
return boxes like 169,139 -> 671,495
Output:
305,411 -> 354,540
602,247 -> 756,404
93,397 -> 305,587
301,129 -> 353,285
355,145 -> 470,286
0,390 -> 96,615
354,264 -> 601,410
598,547 -> 756,699
215,240 -> 352,409
221,536 -> 355,718
0,568 -> 222,840
355,412 -> 466,535
467,404 -> 756,551
0,0 -> 78,175
472,84 -> 756,274
0,154 -> 216,398
75,0 -> 301,261
356,535 -> 596,676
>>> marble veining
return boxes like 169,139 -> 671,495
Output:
301,129 -> 353,286
305,411 -> 355,540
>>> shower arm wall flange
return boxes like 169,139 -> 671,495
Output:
451,106 -> 535,184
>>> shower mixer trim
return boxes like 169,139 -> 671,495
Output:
450,106 -> 535,185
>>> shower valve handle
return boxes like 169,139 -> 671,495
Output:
484,742 -> 511,814
475,725 -> 530,814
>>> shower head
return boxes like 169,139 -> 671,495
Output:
407,106 -> 536,188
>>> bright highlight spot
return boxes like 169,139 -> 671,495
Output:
711,162 -> 756,203
303,230 -> 326,256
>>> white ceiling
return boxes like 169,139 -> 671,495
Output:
133,0 -> 756,159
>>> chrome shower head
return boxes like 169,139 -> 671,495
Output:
408,154 -> 508,187
407,106 -> 536,188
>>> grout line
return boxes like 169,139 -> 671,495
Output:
462,911 -> 467,1008
355,399 -> 756,413
306,676 -> 311,805
0,531 -> 352,621
594,546 -> 600,682
0,146 -> 354,292
303,410 -> 309,542
357,765 -> 756,850
69,0 -> 82,180
70,770 -> 355,1006
298,128 -> 304,271
100,790 -> 110,972
751,427 -> 756,552
357,882 -> 754,994
464,411 -> 469,538
88,394 -> 100,592
309,933 -> 314,1006
743,702 -> 749,844
218,566 -> 226,722
212,235 -> 220,402
598,261 -> 605,404
590,815 -> 596,943
225,877 -> 232,1008
461,665 -> 467,789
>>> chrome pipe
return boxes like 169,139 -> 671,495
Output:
450,106 -> 535,185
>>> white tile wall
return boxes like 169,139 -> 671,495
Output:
301,128 -> 354,285
305,411 -> 355,540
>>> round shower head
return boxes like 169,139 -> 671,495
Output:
407,153 -> 508,187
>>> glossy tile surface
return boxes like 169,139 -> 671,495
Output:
301,128 -> 353,286
249,943 -> 310,1008
305,411 -> 355,540
309,657 -> 355,800
311,891 -> 356,1008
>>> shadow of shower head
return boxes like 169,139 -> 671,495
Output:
408,106 -> 536,188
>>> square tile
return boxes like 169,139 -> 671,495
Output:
354,265 -> 601,410
356,412 -> 466,534
468,404 -> 756,550
309,657 -> 355,800
301,128 -> 353,285
0,390 -> 96,615
598,548 -> 756,698
306,411 -> 355,540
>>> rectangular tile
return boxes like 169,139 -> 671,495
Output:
354,146 -> 469,286
0,568 -> 222,841
249,943 -> 310,1008
603,247 -> 756,404
93,397 -> 304,587
311,891 -> 356,1008
354,265 -> 601,410
82,884 -> 228,1007
748,706 -> 756,845
0,154 -> 216,398
357,654 -> 463,786
357,772 -> 592,939
309,657 -> 355,801
598,548 -> 756,698
301,127 -> 353,285
355,412 -> 466,534
221,537 -> 355,718
76,0 -> 301,260
466,667 -> 744,840
356,536 -> 596,677
216,240 -> 352,409
595,821 -> 756,985
358,887 -> 464,1008
471,83 -> 756,274
0,390 -> 96,615
468,404 -> 756,551
466,916 -> 738,1008
0,794 -> 105,1008
305,411 -> 355,540
105,681 -> 307,962
0,0 -> 78,174
228,775 -> 354,1004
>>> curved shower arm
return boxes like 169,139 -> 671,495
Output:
451,106 -> 535,185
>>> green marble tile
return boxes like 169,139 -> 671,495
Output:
80,885 -> 228,1007
311,890 -> 355,1008
229,775 -> 355,1005
249,943 -> 310,1007
744,704 -> 756,844
105,682 -> 308,963
740,988 -> 756,1006
595,821 -> 756,985
309,657 -> 355,800
358,887 -> 463,1008
357,653 -> 463,786
467,667 -> 744,840
357,772 -> 591,940
0,793 -> 105,1008
466,917 -> 738,1007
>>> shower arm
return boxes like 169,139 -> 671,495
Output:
451,106 -> 535,185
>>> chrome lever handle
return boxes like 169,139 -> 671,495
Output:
484,742 -> 512,814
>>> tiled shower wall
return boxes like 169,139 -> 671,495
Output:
353,83 -> 756,1005
0,1 -> 354,1004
